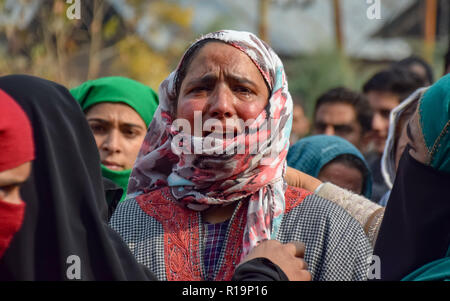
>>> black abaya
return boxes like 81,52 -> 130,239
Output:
0,75 -> 156,280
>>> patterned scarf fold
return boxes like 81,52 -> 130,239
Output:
128,30 -> 293,260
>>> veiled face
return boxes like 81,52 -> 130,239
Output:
176,42 -> 270,137
405,108 -> 430,164
0,161 -> 31,204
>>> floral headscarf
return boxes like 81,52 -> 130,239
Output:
128,30 -> 293,259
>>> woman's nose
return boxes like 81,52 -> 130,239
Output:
101,130 -> 121,153
207,86 -> 235,119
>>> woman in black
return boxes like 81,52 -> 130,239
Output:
0,74 -> 156,280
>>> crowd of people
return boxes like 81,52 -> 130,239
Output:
0,29 -> 449,281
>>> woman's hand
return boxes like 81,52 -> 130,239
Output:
285,166 -> 322,192
239,240 -> 312,281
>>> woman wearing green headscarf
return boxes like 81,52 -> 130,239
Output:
373,74 -> 450,281
71,77 -> 158,207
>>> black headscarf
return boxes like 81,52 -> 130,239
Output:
373,147 -> 450,280
0,75 -> 156,280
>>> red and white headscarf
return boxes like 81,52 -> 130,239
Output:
128,30 -> 293,259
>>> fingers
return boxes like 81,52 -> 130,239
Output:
298,269 -> 312,282
291,241 -> 306,258
285,241 -> 306,258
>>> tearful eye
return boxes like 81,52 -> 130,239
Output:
190,86 -> 210,94
234,86 -> 252,94
233,86 -> 255,99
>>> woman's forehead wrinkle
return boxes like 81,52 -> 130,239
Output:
184,46 -> 264,89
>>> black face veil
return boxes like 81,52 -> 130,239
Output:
0,75 -> 155,280
373,147 -> 450,280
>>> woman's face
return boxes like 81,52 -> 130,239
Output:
85,103 -> 147,170
176,42 -> 270,136
318,162 -> 364,195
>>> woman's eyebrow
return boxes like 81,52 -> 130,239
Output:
227,74 -> 258,87
186,74 -> 217,86
0,180 -> 25,188
88,118 -> 144,130
186,73 -> 257,87
120,123 -> 145,130
87,118 -> 109,124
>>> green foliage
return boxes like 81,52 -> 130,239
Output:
113,35 -> 171,90
103,16 -> 120,41
0,0 -> 193,89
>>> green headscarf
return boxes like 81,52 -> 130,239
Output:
402,247 -> 450,281
419,74 -> 450,173
70,76 -> 159,201
401,74 -> 450,281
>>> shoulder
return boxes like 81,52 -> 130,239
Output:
282,190 -> 366,237
109,188 -> 170,238
280,191 -> 373,281
109,191 -> 168,280
109,194 -> 148,236
284,185 -> 312,213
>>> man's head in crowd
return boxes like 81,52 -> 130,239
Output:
290,97 -> 310,144
394,56 -> 434,86
312,87 -> 373,151
363,67 -> 425,154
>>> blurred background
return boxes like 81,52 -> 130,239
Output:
0,0 -> 448,116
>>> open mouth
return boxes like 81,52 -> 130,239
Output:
202,126 -> 240,139
102,161 -> 124,171
202,131 -> 238,139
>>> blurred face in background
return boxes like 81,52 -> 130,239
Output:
86,102 -> 147,171
290,103 -> 310,144
366,91 -> 400,154
408,64 -> 431,86
313,103 -> 363,149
